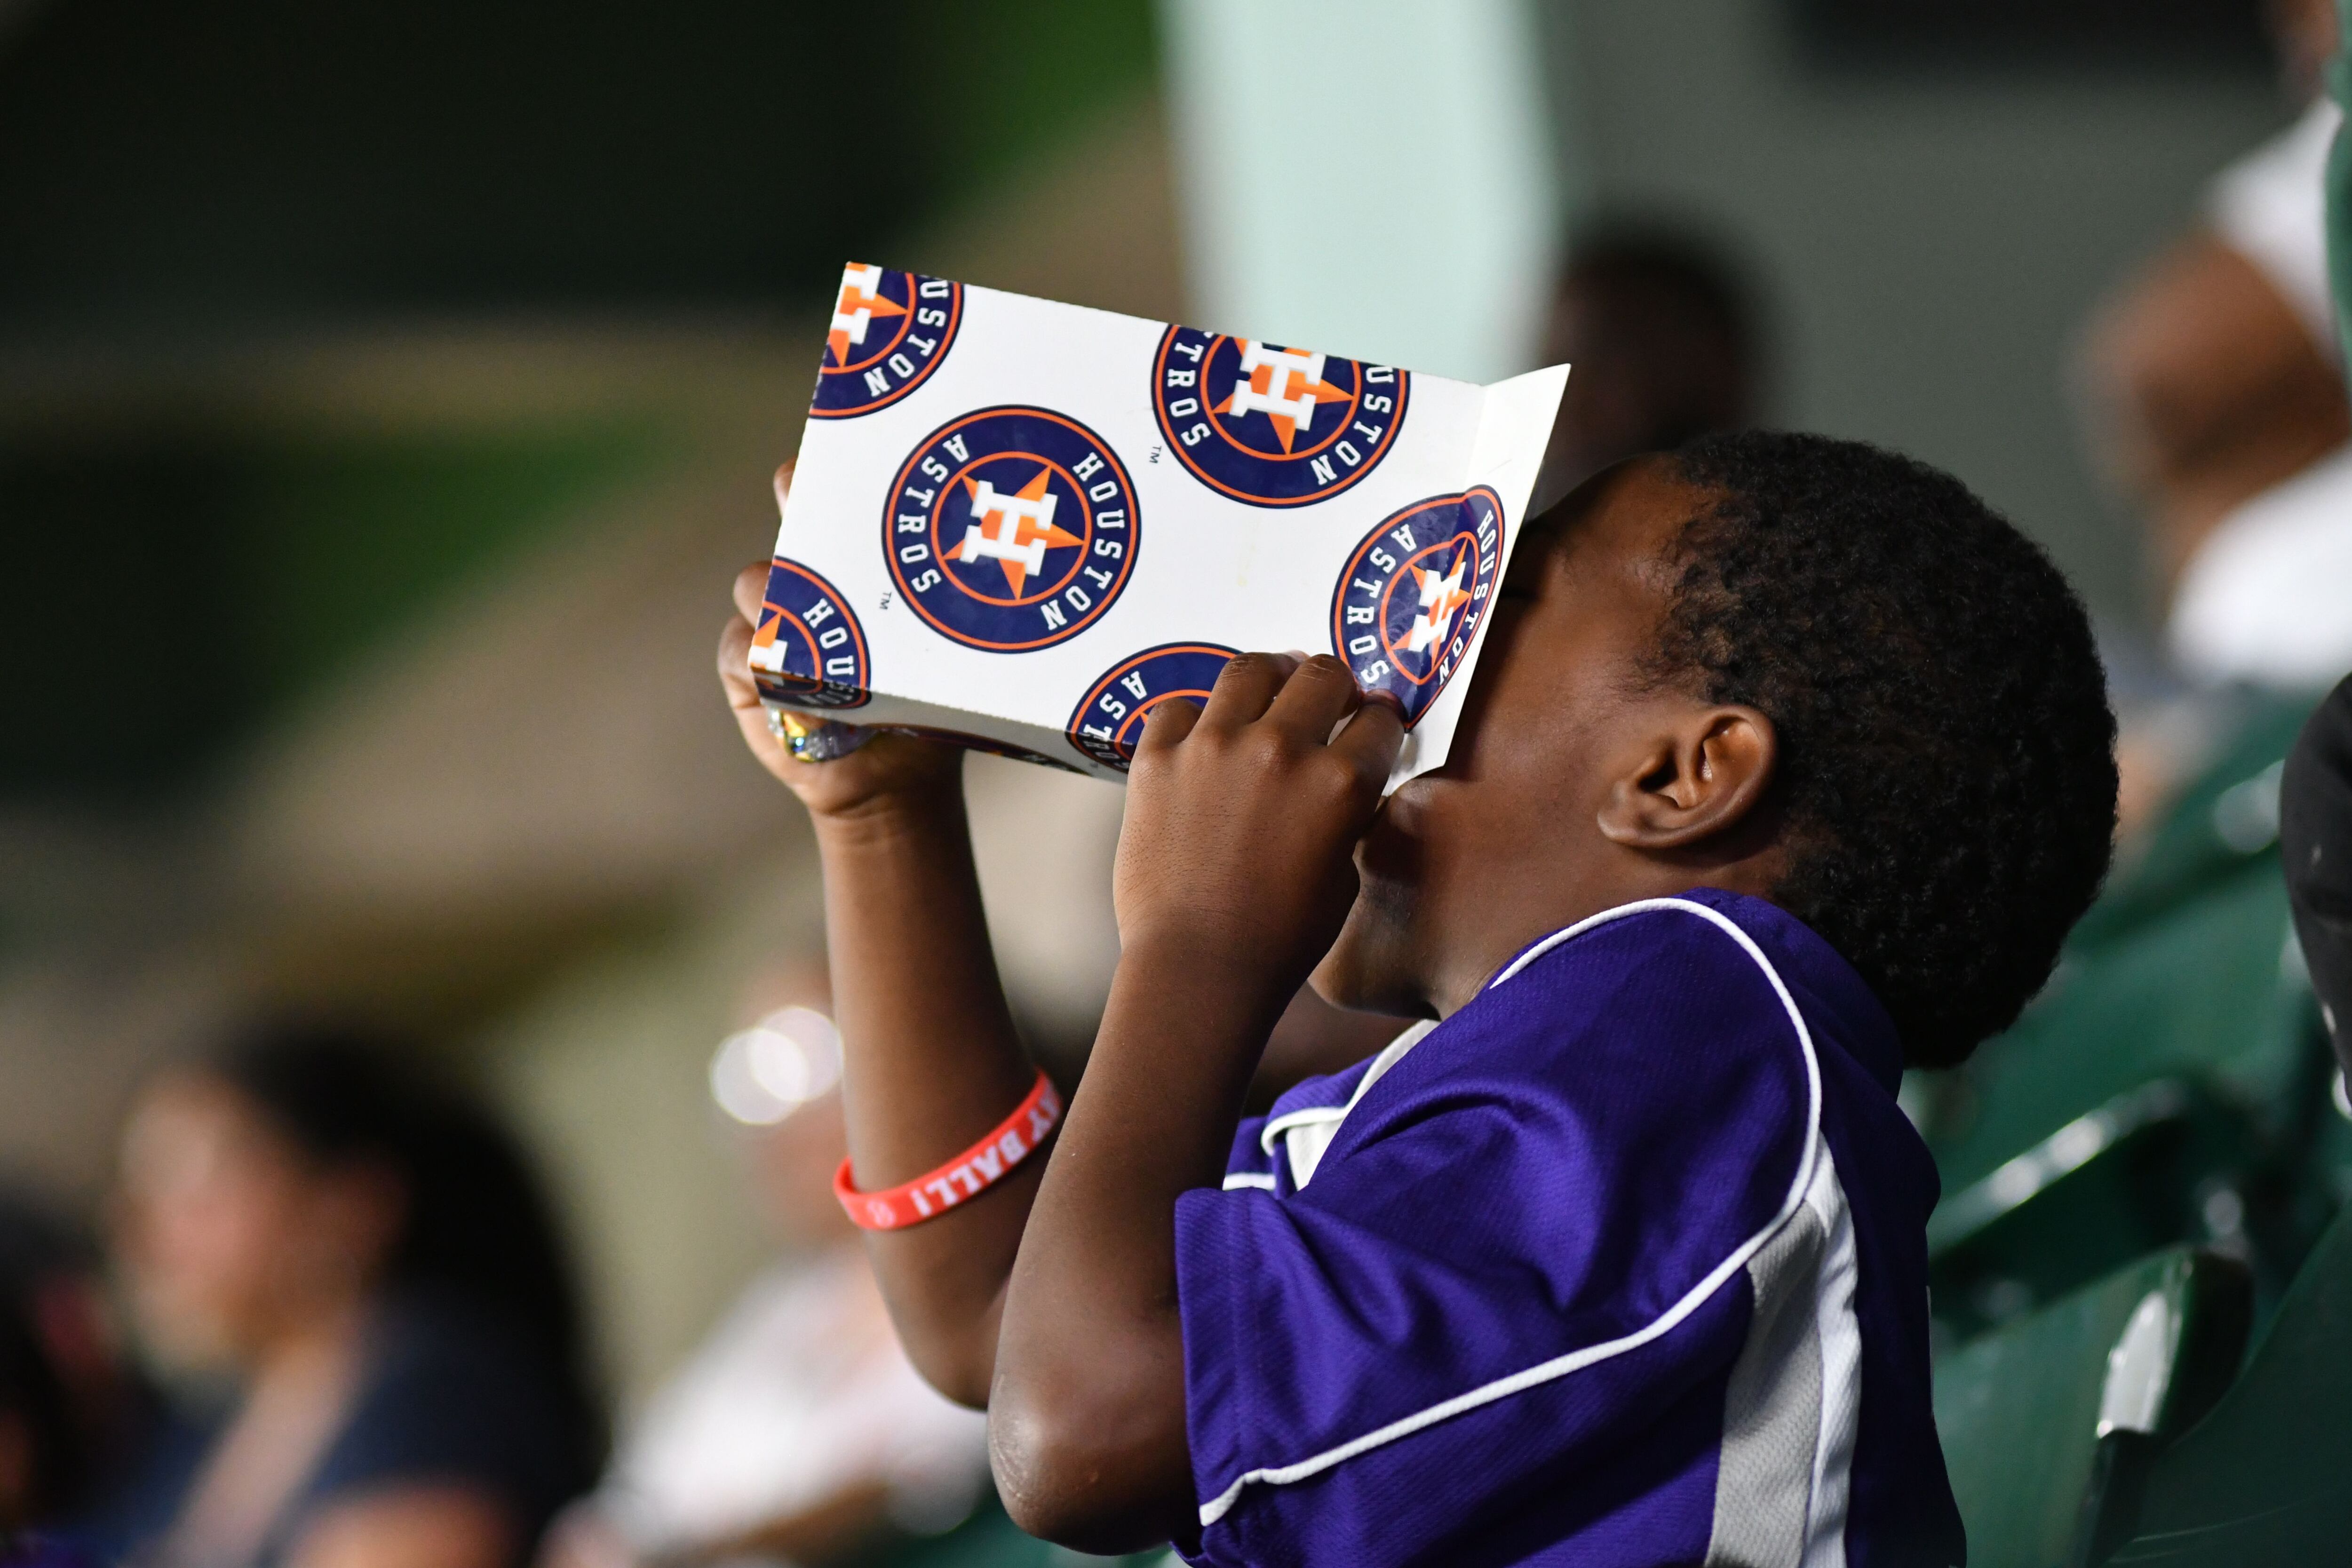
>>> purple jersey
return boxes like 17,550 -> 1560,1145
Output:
1175,890 -> 1962,1568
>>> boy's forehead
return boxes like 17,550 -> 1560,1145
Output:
1531,456 -> 1712,581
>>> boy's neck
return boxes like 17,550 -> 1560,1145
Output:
1410,864 -> 1788,1020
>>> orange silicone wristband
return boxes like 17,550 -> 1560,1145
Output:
834,1069 -> 1063,1230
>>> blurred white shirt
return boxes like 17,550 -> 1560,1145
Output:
2170,444 -> 2352,691
588,1248 -> 988,1560
2171,98 -> 2352,692
2209,96 -> 2340,354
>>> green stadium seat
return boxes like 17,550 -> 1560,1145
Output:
2101,1206 -> 2352,1565
1912,696 -> 2331,1334
2071,696 -> 2319,952
1925,1079 -> 2259,1341
1933,868 -> 2312,1204
1933,1247 -> 2250,1568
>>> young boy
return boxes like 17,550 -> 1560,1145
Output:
715,432 -> 2118,1567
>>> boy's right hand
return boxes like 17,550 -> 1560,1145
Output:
716,467 -> 962,821
1113,653 -> 1405,1003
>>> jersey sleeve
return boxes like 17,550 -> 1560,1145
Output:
1173,904 -> 1820,1567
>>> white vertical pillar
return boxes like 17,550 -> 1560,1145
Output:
1156,0 -> 1564,383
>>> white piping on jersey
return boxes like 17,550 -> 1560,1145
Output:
1220,1172 -> 1278,1192
1256,1022 -> 1436,1160
1257,1020 -> 1439,1191
1198,897 -> 1827,1531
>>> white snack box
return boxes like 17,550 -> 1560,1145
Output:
754,263 -> 1568,787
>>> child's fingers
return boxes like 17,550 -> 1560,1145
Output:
716,610 -> 762,709
732,561 -> 770,624
1197,651 -> 1299,731
772,461 -> 795,515
1328,692 -> 1406,792
1263,654 -> 1365,742
1134,690 -> 1205,753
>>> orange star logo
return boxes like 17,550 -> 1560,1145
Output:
1406,547 -> 1474,658
1214,349 -> 1355,454
827,264 -> 908,367
945,467 -> 1084,597
748,604 -> 787,672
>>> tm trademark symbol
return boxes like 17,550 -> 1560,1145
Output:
878,592 -> 894,611
1148,446 -> 1162,464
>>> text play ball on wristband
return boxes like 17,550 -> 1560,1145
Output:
834,1069 -> 1064,1230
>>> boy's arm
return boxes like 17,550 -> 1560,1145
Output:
722,476 -> 1399,1544
989,654 -> 1404,1552
720,529 -> 1038,1408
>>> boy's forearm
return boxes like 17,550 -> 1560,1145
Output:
814,786 -> 1043,1405
991,936 -> 1289,1550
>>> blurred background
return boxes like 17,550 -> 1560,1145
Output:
0,0 -> 2340,1561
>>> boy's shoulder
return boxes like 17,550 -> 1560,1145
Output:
1229,889 -> 1907,1206
1474,887 -> 1900,1081
1179,892 -> 1959,1566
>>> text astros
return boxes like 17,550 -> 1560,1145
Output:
1329,486 -> 1507,726
883,406 -> 1142,653
1067,642 -> 1240,771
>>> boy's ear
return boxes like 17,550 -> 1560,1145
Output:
1597,705 -> 1777,849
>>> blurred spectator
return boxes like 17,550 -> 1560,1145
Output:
543,989 -> 992,1568
1534,222 -> 1762,500
103,1027 -> 601,1568
1919,0 -> 2352,1313
0,1199 -> 105,1568
2080,0 -> 2352,699
0,1282 -> 72,1541
0,1197 -> 150,1549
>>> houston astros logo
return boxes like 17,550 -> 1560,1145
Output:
748,558 -> 871,709
810,263 -> 962,418
884,406 -> 1139,652
1152,328 -> 1407,507
1329,487 -> 1506,726
1067,643 -> 1239,771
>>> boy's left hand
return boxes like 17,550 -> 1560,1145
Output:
1113,653 -> 1405,1007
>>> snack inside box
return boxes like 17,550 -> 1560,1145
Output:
751,263 -> 1568,788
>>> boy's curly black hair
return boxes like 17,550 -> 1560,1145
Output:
1657,431 -> 2117,1068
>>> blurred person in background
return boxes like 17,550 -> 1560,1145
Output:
542,977 -> 1006,1568
0,1203 -> 103,1568
2081,0 -> 2350,785
0,1197 -> 154,1560
1916,0 -> 2352,1310
0,1283 -> 78,1567
103,1027 -> 601,1568
1535,222 -> 1762,500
